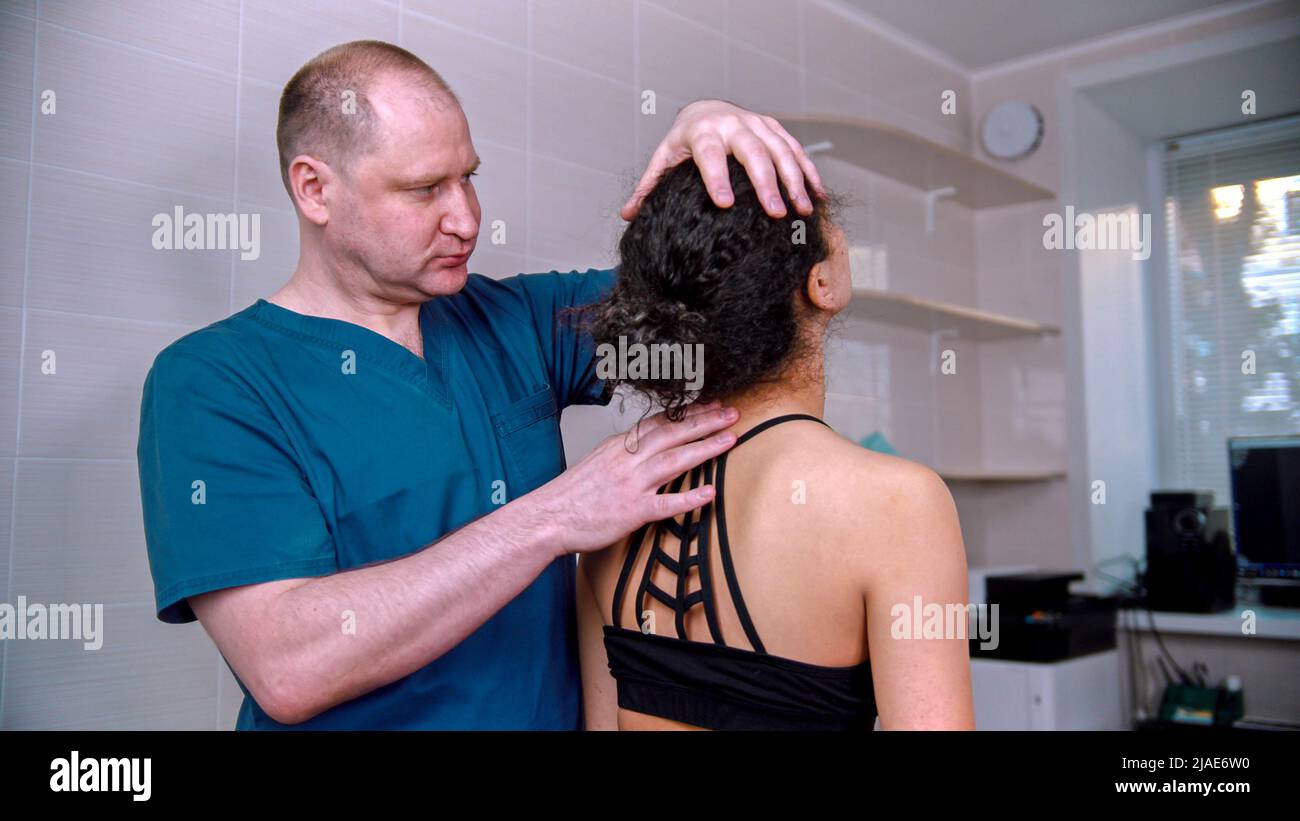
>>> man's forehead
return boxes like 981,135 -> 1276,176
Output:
368,72 -> 460,122
365,79 -> 472,161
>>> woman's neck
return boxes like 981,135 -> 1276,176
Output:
717,355 -> 827,439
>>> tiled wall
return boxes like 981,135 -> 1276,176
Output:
0,0 -> 975,731
1,0 -> 1263,728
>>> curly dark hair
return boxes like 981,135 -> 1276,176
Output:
568,155 -> 842,422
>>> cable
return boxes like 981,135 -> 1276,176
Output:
1091,554 -> 1201,720
1091,556 -> 1149,723
1099,553 -> 1195,685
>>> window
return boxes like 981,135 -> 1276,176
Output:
1163,116 -> 1300,501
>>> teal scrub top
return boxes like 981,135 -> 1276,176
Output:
137,267 -> 617,729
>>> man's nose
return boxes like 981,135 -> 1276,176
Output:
441,185 -> 480,241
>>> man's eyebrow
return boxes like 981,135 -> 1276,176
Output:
402,157 -> 481,187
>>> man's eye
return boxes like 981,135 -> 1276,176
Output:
415,172 -> 475,195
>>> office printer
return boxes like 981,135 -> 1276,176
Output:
971,571 -> 1119,662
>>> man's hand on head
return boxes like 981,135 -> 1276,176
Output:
621,100 -> 826,221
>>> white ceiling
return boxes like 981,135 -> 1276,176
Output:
839,0 -> 1238,70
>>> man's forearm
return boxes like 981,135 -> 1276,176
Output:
264,494 -> 563,723
228,400 -> 738,724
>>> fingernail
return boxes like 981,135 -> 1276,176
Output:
769,196 -> 784,212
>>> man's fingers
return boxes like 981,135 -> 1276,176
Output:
634,405 -> 737,458
620,164 -> 661,221
727,128 -> 786,217
627,104 -> 824,221
628,403 -> 731,455
621,142 -> 676,221
689,134 -> 735,209
648,484 -> 716,522
672,399 -> 724,423
640,429 -> 736,487
748,117 -> 812,215
766,117 -> 827,207
645,399 -> 721,429
624,399 -> 720,444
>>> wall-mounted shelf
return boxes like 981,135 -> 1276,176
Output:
939,470 -> 1067,483
848,287 -> 1061,341
776,113 -> 1056,208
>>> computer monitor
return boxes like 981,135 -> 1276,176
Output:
1228,435 -> 1300,581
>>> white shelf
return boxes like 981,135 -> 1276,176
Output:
848,287 -> 1061,341
778,113 -> 1056,208
802,113 -> 1066,498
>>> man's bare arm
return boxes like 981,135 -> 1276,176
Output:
192,401 -> 738,725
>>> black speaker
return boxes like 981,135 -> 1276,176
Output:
1144,491 -> 1236,613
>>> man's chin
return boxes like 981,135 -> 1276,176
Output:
416,262 -> 469,296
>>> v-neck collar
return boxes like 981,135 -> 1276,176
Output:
251,298 -> 451,408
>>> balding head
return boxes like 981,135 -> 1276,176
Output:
276,40 -> 459,201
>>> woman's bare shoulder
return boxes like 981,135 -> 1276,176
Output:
769,424 -> 960,564
771,423 -> 949,508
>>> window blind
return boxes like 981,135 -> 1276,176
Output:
1163,115 -> 1300,502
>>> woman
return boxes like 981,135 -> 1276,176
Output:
573,156 -> 975,730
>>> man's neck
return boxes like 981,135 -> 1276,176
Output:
268,265 -> 426,360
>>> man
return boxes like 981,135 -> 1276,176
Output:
137,40 -> 824,729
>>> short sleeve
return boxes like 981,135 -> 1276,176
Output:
137,346 -> 337,624
510,267 -> 618,409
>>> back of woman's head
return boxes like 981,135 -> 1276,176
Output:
581,155 -> 841,421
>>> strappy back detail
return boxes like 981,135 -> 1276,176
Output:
611,413 -> 827,650
601,413 -> 877,731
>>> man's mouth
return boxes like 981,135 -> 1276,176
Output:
436,251 -> 471,267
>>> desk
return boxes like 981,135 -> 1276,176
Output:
1117,604 -> 1300,641
1116,603 -> 1300,725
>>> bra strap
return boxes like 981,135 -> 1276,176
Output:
611,472 -> 684,630
610,412 -> 830,649
734,413 -> 829,446
715,412 -> 829,653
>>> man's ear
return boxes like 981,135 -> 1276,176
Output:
287,154 -> 332,226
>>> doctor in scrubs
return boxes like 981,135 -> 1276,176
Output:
137,40 -> 824,729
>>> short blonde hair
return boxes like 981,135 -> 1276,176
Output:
276,40 -> 459,200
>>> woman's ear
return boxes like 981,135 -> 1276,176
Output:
805,260 -> 839,311
806,221 -> 851,314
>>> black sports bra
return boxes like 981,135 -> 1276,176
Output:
601,413 -> 877,731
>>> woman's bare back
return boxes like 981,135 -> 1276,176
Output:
582,415 -> 929,730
